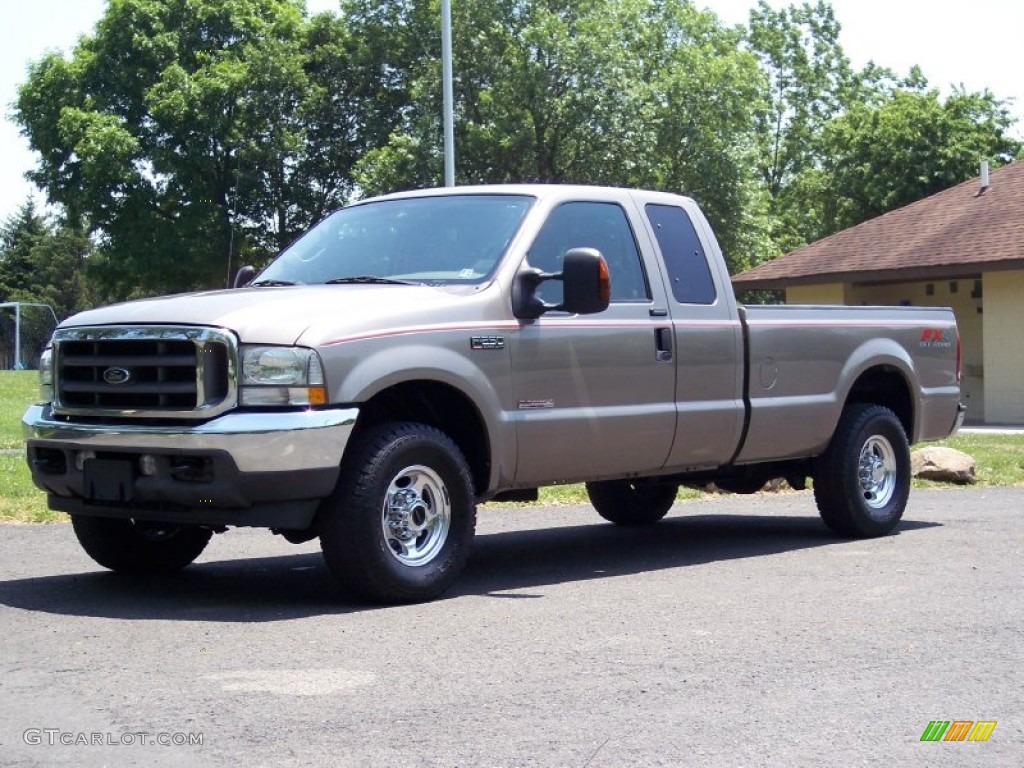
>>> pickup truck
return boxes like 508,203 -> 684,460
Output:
23,185 -> 965,603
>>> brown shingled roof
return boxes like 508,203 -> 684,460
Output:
732,161 -> 1024,289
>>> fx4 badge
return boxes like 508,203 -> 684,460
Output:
920,329 -> 953,348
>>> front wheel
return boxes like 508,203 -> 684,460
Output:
586,480 -> 678,526
318,422 -> 476,604
71,516 -> 212,574
813,403 -> 910,538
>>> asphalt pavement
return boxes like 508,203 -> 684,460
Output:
0,487 -> 1021,767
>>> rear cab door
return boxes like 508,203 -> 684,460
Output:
633,191 -> 745,470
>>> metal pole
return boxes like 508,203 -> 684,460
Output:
14,301 -> 21,370
0,302 -> 57,370
441,0 -> 455,186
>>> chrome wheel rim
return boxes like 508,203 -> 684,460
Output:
858,435 -> 897,515
381,464 -> 451,566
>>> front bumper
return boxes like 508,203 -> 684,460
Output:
22,404 -> 358,528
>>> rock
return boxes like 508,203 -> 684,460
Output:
911,446 -> 977,484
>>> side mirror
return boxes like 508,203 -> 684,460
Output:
512,247 -> 610,319
233,265 -> 256,288
561,247 -> 611,315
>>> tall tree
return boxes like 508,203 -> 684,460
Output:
0,201 -> 92,321
354,0 -> 775,272
0,202 -> 48,301
15,0 -> 396,299
744,0 -> 857,253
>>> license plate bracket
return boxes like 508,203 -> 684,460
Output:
83,458 -> 136,502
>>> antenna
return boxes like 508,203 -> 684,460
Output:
225,152 -> 243,288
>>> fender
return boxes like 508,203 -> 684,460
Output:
331,338 -> 517,492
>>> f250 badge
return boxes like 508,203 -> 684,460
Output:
470,335 -> 505,350
920,329 -> 953,348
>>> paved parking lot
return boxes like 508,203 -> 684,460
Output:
1,487 -> 1021,766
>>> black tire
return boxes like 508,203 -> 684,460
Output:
813,403 -> 911,538
71,516 -> 212,574
586,480 -> 678,526
318,422 -> 476,604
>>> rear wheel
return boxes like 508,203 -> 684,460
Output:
586,480 -> 678,526
813,403 -> 910,538
319,422 -> 476,604
71,516 -> 212,574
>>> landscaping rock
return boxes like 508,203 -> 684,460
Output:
911,446 -> 977,484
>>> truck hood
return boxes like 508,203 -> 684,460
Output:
61,284 -> 484,345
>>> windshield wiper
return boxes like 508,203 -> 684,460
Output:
325,275 -> 420,285
250,279 -> 302,287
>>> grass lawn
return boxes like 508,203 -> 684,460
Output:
927,432 -> 1024,487
1,370 -> 60,522
0,370 -> 38,451
1,370 -> 1021,523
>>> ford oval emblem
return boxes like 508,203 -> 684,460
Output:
103,367 -> 132,385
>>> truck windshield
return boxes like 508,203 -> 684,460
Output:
256,194 -> 534,286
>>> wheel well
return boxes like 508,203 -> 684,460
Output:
353,381 -> 491,495
846,366 -> 913,439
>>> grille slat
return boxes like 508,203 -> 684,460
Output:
61,381 -> 197,394
61,354 -> 196,367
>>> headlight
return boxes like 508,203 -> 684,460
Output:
38,347 -> 54,404
239,346 -> 327,407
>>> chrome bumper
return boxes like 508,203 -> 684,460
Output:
23,404 -> 358,474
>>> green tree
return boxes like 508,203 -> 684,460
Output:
0,200 -> 92,321
746,0 -> 854,197
745,2 -> 1020,250
355,0 -> 774,272
744,0 -> 858,252
15,0 -> 396,299
816,86 -> 1021,233
0,201 -> 48,301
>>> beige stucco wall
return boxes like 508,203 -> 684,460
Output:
785,284 -> 847,305
785,278 -> 988,422
982,270 -> 1024,424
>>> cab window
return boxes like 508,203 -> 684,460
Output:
645,203 -> 716,305
527,202 -> 649,305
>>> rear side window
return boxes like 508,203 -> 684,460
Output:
527,201 -> 649,304
645,204 -> 716,305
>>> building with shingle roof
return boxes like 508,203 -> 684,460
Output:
732,161 -> 1024,424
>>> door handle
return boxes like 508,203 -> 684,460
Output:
655,327 -> 673,362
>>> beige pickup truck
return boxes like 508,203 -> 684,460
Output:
23,185 -> 965,603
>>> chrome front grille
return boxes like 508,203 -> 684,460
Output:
52,326 -> 237,419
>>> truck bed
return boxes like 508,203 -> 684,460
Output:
736,304 -> 961,464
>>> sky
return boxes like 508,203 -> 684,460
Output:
1,0 -> 1021,222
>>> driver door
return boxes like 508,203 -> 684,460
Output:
509,200 -> 677,485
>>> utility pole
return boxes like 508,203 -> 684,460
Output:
441,0 -> 455,186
